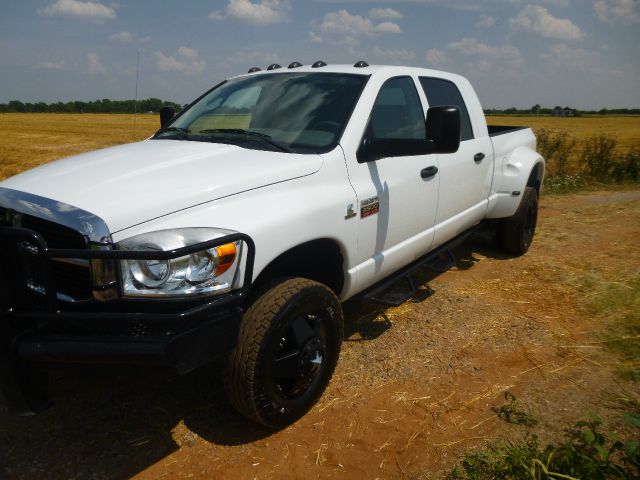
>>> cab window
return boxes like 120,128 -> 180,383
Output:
366,77 -> 426,141
419,77 -> 474,141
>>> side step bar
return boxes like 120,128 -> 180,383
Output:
362,225 -> 481,307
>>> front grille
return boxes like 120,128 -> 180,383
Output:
19,215 -> 86,249
0,206 -> 8,226
1,210 -> 93,303
51,260 -> 94,301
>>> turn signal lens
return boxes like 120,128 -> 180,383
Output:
215,242 -> 237,275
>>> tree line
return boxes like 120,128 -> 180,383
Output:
484,104 -> 640,115
1,99 -> 638,116
0,98 -> 181,114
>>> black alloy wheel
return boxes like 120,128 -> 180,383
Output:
224,278 -> 343,429
500,186 -> 539,255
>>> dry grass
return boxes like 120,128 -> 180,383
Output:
486,115 -> 640,153
0,113 -> 158,180
0,113 -> 638,182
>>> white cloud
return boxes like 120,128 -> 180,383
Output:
368,8 -> 404,20
213,0 -> 290,26
509,5 -> 584,40
309,31 -> 323,43
476,14 -> 495,28
449,37 -> 523,71
154,46 -> 206,75
37,60 -> 65,70
86,53 -> 106,74
594,0 -> 640,23
319,10 -> 377,37
540,43 -> 601,71
373,46 -> 416,63
109,31 -> 133,44
449,38 -> 522,62
425,48 -> 447,67
375,21 -> 402,33
38,0 -> 115,20
315,9 -> 402,44
108,32 -> 151,44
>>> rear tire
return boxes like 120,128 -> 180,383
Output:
224,278 -> 343,429
499,186 -> 539,255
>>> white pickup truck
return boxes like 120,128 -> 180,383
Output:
0,62 -> 544,428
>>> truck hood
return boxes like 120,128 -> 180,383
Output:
1,139 -> 322,233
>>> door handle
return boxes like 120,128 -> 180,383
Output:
420,166 -> 438,179
474,152 -> 485,163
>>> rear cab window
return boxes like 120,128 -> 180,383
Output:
419,77 -> 474,142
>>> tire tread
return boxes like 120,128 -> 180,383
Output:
224,278 -> 341,426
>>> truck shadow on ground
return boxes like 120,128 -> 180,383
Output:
0,231 -> 515,480
342,229 -> 514,342
0,363 -> 277,479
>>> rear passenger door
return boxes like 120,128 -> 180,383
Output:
418,77 -> 493,246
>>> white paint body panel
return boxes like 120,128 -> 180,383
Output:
0,65 -> 544,301
1,140 -> 322,233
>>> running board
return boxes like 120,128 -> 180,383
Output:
362,225 -> 480,307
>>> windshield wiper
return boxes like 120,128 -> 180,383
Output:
154,126 -> 190,139
195,129 -> 291,153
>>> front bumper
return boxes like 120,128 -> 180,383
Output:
0,226 -> 255,415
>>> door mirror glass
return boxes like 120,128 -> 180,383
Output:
425,106 -> 460,154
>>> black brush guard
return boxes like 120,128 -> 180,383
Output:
0,226 -> 255,415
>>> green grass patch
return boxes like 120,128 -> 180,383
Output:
446,418 -> 639,480
492,392 -> 539,428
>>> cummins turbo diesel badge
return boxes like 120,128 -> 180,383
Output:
360,196 -> 380,218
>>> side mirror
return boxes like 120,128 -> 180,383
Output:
357,138 -> 436,163
426,106 -> 460,154
159,106 -> 175,129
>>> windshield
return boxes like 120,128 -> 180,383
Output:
154,72 -> 368,154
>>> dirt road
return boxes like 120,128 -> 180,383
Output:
2,189 -> 639,479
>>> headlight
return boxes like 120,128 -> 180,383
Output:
117,228 -> 242,298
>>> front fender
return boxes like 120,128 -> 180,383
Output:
486,145 -> 545,219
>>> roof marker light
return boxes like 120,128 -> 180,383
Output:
288,61 -> 302,68
267,64 -> 282,70
353,60 -> 369,68
312,60 -> 327,68
247,67 -> 262,73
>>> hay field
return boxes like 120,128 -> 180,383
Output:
0,113 -> 638,181
486,115 -> 640,152
0,113 -> 158,180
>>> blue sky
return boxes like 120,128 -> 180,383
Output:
1,0 -> 638,109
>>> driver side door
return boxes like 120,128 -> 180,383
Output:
344,76 -> 440,289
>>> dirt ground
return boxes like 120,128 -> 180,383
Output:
1,189 -> 639,480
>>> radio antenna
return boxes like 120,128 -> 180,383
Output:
133,49 -> 141,139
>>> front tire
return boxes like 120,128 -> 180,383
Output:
224,278 -> 343,429
499,186 -> 539,255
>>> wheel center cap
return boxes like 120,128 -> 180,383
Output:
301,337 -> 323,375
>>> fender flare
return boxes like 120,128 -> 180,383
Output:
486,146 -> 545,219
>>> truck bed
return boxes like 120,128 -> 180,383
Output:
488,125 -> 529,137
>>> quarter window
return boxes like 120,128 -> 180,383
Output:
419,77 -> 474,141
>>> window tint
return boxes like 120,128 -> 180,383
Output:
367,77 -> 426,141
419,77 -> 473,141
161,73 -> 368,154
